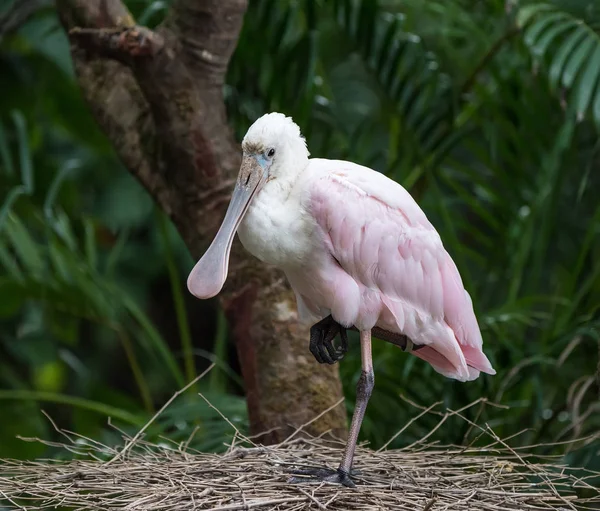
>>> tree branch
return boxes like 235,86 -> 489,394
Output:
69,26 -> 164,60
58,0 -> 236,244
169,0 -> 247,89
56,0 -> 174,218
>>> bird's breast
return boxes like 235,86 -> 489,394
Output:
237,189 -> 318,269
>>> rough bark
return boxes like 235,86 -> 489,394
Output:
54,0 -> 347,443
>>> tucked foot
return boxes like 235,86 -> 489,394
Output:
287,466 -> 356,488
309,315 -> 349,365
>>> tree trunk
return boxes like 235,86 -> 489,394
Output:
54,0 -> 347,443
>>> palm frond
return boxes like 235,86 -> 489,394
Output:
518,2 -> 600,126
329,0 -> 457,173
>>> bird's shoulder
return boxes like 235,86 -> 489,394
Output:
305,158 -> 434,231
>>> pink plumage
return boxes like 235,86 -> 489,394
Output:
187,112 -> 495,383
288,159 -> 495,382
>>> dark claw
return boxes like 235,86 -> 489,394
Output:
309,331 -> 327,364
339,327 -> 348,355
322,336 -> 338,364
309,315 -> 349,365
287,466 -> 356,488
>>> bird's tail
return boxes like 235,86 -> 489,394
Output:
411,344 -> 495,382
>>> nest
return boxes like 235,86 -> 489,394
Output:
1,395 -> 599,510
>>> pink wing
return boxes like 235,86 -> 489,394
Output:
308,162 -> 495,382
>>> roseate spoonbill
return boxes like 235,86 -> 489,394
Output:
187,112 -> 495,487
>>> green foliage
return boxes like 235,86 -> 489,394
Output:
518,1 -> 600,125
0,0 -> 598,480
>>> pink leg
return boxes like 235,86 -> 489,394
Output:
338,330 -> 373,475
289,330 -> 373,487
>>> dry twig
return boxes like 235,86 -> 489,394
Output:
0,399 -> 598,511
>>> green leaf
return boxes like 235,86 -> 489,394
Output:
561,34 -> 594,88
11,111 -> 33,193
0,185 -> 28,229
574,43 -> 600,118
375,16 -> 401,76
0,122 -> 15,176
122,294 -> 185,388
0,390 -> 144,426
594,80 -> 600,128
524,11 -> 567,49
48,238 -> 73,282
84,218 -> 98,270
51,210 -> 78,251
0,278 -> 26,317
548,27 -> 587,89
44,162 -> 75,219
0,241 -> 22,280
138,1 -> 167,25
356,0 -> 377,59
516,3 -> 556,28
105,228 -> 129,277
531,19 -> 577,57
549,30 -> 585,89
158,210 -> 195,383
4,214 -> 44,275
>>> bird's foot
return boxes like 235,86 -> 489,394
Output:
309,315 -> 348,364
287,466 -> 356,488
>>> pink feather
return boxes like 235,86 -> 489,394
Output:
296,161 -> 495,382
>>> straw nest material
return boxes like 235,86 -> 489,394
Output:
1,398 -> 599,511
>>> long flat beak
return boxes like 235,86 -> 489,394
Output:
187,156 -> 267,299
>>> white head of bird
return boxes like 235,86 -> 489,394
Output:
187,112 -> 313,299
242,111 -> 310,176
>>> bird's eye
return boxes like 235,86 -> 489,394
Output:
267,148 -> 275,158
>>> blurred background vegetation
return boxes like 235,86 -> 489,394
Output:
0,0 -> 598,480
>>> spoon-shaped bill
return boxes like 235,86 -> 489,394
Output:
187,156 -> 267,298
